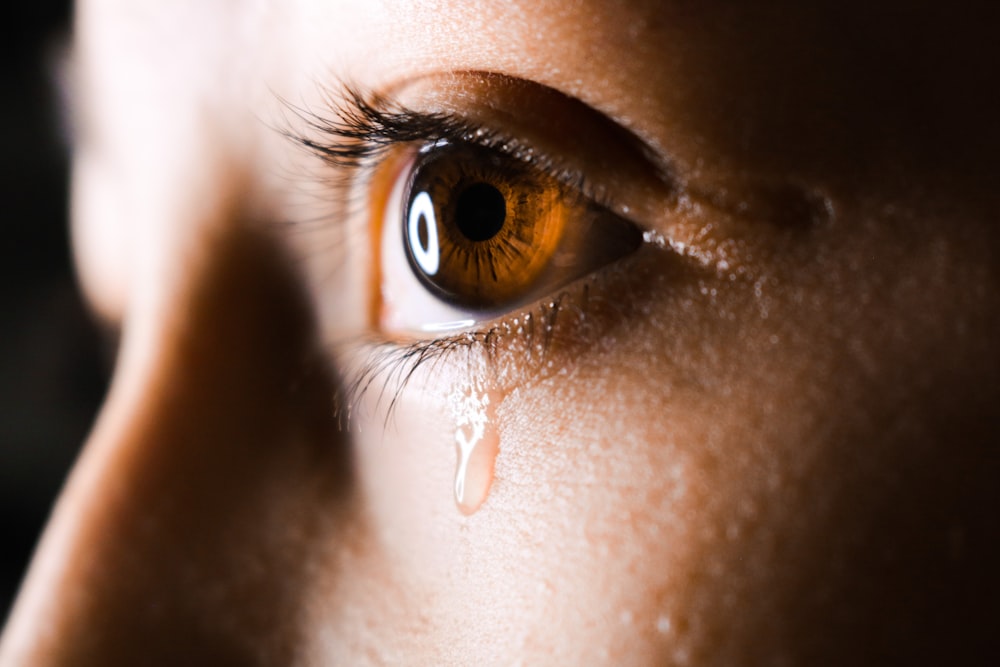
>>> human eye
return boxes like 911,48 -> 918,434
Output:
284,72 -> 677,512
295,73 -> 672,333
378,135 -> 643,333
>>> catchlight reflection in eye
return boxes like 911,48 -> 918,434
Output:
407,191 -> 440,276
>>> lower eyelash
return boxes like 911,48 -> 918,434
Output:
333,294 -> 573,428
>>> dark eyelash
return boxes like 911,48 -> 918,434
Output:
283,86 -> 601,205
335,334 -> 475,431
334,296 -> 569,430
288,88 -> 464,168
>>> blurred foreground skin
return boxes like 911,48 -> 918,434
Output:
2,0 -> 998,665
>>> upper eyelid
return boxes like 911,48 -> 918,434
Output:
279,71 -> 832,291
283,88 -> 598,205
279,73 -> 679,224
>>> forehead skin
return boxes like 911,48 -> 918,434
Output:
4,0 -> 998,665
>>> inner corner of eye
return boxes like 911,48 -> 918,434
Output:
374,140 -> 641,336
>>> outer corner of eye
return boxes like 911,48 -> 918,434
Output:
373,140 -> 643,337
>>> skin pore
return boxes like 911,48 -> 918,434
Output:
2,0 -> 998,664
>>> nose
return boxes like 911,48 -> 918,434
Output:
0,228 -> 352,666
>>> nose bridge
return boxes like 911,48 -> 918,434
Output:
1,229 -> 351,666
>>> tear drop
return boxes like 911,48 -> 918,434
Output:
450,386 -> 501,515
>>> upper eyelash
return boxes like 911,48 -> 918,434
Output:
282,86 -> 604,208
288,87 -> 462,168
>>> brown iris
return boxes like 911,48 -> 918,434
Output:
402,142 -> 641,312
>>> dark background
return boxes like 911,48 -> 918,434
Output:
0,1 -> 108,624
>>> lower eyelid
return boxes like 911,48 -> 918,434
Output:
342,241 -> 688,417
339,292 -> 575,417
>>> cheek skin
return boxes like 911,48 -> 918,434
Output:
337,191 -> 1000,664
543,200 -> 998,663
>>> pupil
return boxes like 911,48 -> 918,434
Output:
455,182 -> 506,242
